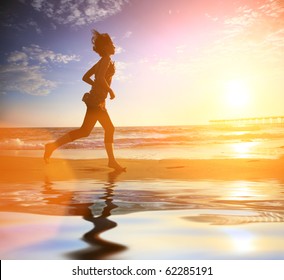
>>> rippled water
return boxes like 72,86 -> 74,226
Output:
1,174 -> 283,259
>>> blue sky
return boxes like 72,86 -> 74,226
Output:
1,0 -> 284,127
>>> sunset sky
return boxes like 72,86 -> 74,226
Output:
1,0 -> 284,127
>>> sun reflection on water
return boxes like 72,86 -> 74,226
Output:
231,141 -> 260,158
224,228 -> 256,254
223,181 -> 262,201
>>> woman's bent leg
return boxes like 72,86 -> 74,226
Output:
69,108 -> 98,140
44,108 -> 98,162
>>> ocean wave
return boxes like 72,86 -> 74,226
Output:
1,126 -> 284,151
0,138 -> 44,150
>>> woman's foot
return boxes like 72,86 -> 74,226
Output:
108,160 -> 126,172
44,143 -> 55,163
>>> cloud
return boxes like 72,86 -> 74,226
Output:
176,45 -> 186,54
0,64 -> 56,96
114,45 -> 124,54
1,45 -> 80,96
140,0 -> 284,92
26,19 -> 42,34
198,0 -> 284,74
0,12 -> 43,34
123,31 -> 132,39
7,51 -> 29,65
223,0 -> 284,40
21,44 -> 80,64
113,61 -> 132,81
27,0 -> 129,27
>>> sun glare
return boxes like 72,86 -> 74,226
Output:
225,80 -> 250,108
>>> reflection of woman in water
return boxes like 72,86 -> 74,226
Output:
68,170 -> 127,259
44,30 -> 125,171
43,170 -> 127,260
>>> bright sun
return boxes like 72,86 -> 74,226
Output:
225,79 -> 250,108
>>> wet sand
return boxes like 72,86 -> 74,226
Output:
1,155 -> 284,183
0,155 -> 284,259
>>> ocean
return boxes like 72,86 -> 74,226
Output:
1,125 -> 284,260
1,125 -> 284,159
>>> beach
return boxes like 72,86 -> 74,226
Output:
1,155 -> 284,183
1,126 -> 284,259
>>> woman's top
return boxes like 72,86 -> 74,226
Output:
89,59 -> 115,110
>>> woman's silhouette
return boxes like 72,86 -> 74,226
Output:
44,30 -> 125,171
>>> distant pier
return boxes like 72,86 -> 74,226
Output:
210,116 -> 284,127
